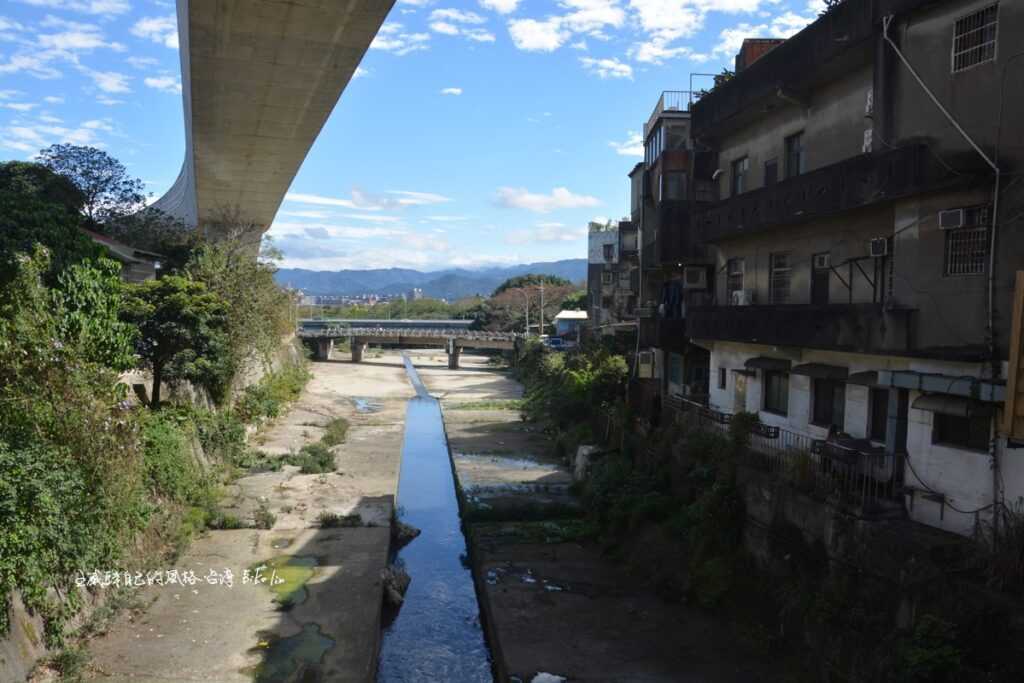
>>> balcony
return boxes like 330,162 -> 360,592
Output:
687,303 -> 914,353
693,145 -> 938,243
644,91 -> 693,138
656,317 -> 687,352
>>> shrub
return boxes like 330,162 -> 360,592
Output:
139,413 -> 210,506
317,511 -> 362,528
288,443 -> 335,474
253,503 -> 276,530
320,417 -> 349,447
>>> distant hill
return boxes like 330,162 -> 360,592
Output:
274,259 -> 587,299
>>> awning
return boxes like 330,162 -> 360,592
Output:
744,356 -> 792,372
847,371 -> 879,386
791,363 -> 848,380
911,394 -> 995,417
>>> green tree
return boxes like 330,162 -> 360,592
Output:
0,160 -> 85,213
184,237 -> 293,399
561,289 -> 587,310
0,175 -> 99,286
492,273 -> 572,296
54,258 -> 138,371
105,207 -> 196,272
125,276 -> 229,408
38,143 -> 146,224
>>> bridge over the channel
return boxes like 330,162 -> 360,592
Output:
298,319 -> 521,369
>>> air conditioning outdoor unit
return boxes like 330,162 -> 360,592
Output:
682,266 -> 708,290
939,208 -> 965,229
731,289 -> 754,306
638,351 -> 655,379
869,237 -> 889,258
813,253 -> 831,269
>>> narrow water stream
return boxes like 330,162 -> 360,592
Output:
376,354 -> 493,681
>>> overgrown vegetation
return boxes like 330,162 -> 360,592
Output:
0,144 -> 309,650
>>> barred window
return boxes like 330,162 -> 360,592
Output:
727,257 -> 745,304
944,227 -> 989,276
770,252 -> 793,303
952,4 -> 998,73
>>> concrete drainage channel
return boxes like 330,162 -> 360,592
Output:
376,354 -> 494,681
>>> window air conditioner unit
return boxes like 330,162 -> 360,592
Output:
731,289 -> 754,306
638,351 -> 655,379
813,253 -> 831,269
939,208 -> 965,230
869,237 -> 889,258
682,266 -> 708,290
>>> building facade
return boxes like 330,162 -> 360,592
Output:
587,219 -> 639,335
636,0 -> 1024,537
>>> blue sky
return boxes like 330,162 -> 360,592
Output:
0,0 -> 824,271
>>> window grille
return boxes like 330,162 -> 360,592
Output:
770,252 -> 792,303
726,258 -> 745,304
944,227 -> 989,276
952,4 -> 998,73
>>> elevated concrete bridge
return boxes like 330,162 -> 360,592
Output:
154,0 -> 394,233
298,322 -> 521,369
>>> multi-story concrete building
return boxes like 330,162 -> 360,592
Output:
587,220 -> 639,335
666,0 -> 1024,536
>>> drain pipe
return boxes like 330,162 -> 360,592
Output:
882,14 -> 1004,534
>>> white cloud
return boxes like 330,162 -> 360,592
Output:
96,95 -> 123,105
479,0 -> 520,13
508,17 -> 569,51
285,192 -> 361,209
431,8 -> 486,23
505,222 -> 587,245
43,95 -> 64,104
126,56 -> 159,69
440,87 -> 462,95
387,190 -> 451,206
353,66 -> 369,79
4,102 -> 37,111
609,131 -> 643,156
15,0 -> 131,16
371,23 -> 431,56
280,209 -> 331,219
712,12 -> 812,57
144,75 -> 181,94
0,17 -> 26,33
0,114 -> 113,155
579,55 -> 632,78
37,22 -> 125,52
496,186 -> 602,213
80,68 -> 131,93
285,189 -> 450,211
131,15 -> 179,49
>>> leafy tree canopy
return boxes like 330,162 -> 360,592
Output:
38,143 -> 146,224
492,273 -> 572,296
125,275 -> 230,408
0,161 -> 85,214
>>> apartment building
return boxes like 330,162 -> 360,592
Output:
587,219 -> 639,335
676,0 -> 1024,536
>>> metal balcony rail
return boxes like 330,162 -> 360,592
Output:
669,398 -> 901,509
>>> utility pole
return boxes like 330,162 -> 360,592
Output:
518,288 -> 530,336
539,281 -> 545,337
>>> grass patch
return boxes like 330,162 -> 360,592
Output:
317,511 -> 362,528
284,442 -> 335,474
253,503 -> 276,530
320,417 -> 350,447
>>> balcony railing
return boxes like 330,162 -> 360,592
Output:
670,398 -> 901,509
644,90 -> 693,137
656,317 -> 687,351
693,145 -> 932,243
687,303 -> 914,354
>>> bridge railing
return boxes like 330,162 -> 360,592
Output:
297,326 -> 522,341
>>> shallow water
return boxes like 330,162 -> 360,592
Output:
376,355 -> 493,682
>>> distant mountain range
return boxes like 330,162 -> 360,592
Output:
274,259 -> 587,300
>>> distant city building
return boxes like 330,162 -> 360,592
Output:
587,219 -> 637,334
408,288 -> 424,301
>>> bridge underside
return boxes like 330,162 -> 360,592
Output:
155,0 -> 394,234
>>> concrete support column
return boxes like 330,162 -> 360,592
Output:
447,339 -> 461,370
351,338 -> 366,363
315,338 -> 334,362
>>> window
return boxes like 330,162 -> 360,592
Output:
661,172 -> 687,201
603,244 -> 615,262
601,271 -> 613,285
764,158 -> 778,186
718,367 -> 727,390
646,125 -> 664,165
944,227 -> 989,276
763,371 -> 789,415
812,379 -> 846,428
770,252 -> 793,303
933,412 -> 991,452
952,4 -> 998,73
869,388 -> 888,442
785,132 -> 805,179
731,156 -> 749,196
726,257 -> 745,304
618,270 -> 632,290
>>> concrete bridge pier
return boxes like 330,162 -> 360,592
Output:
351,339 -> 367,363
446,339 -> 461,370
315,338 -> 334,362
